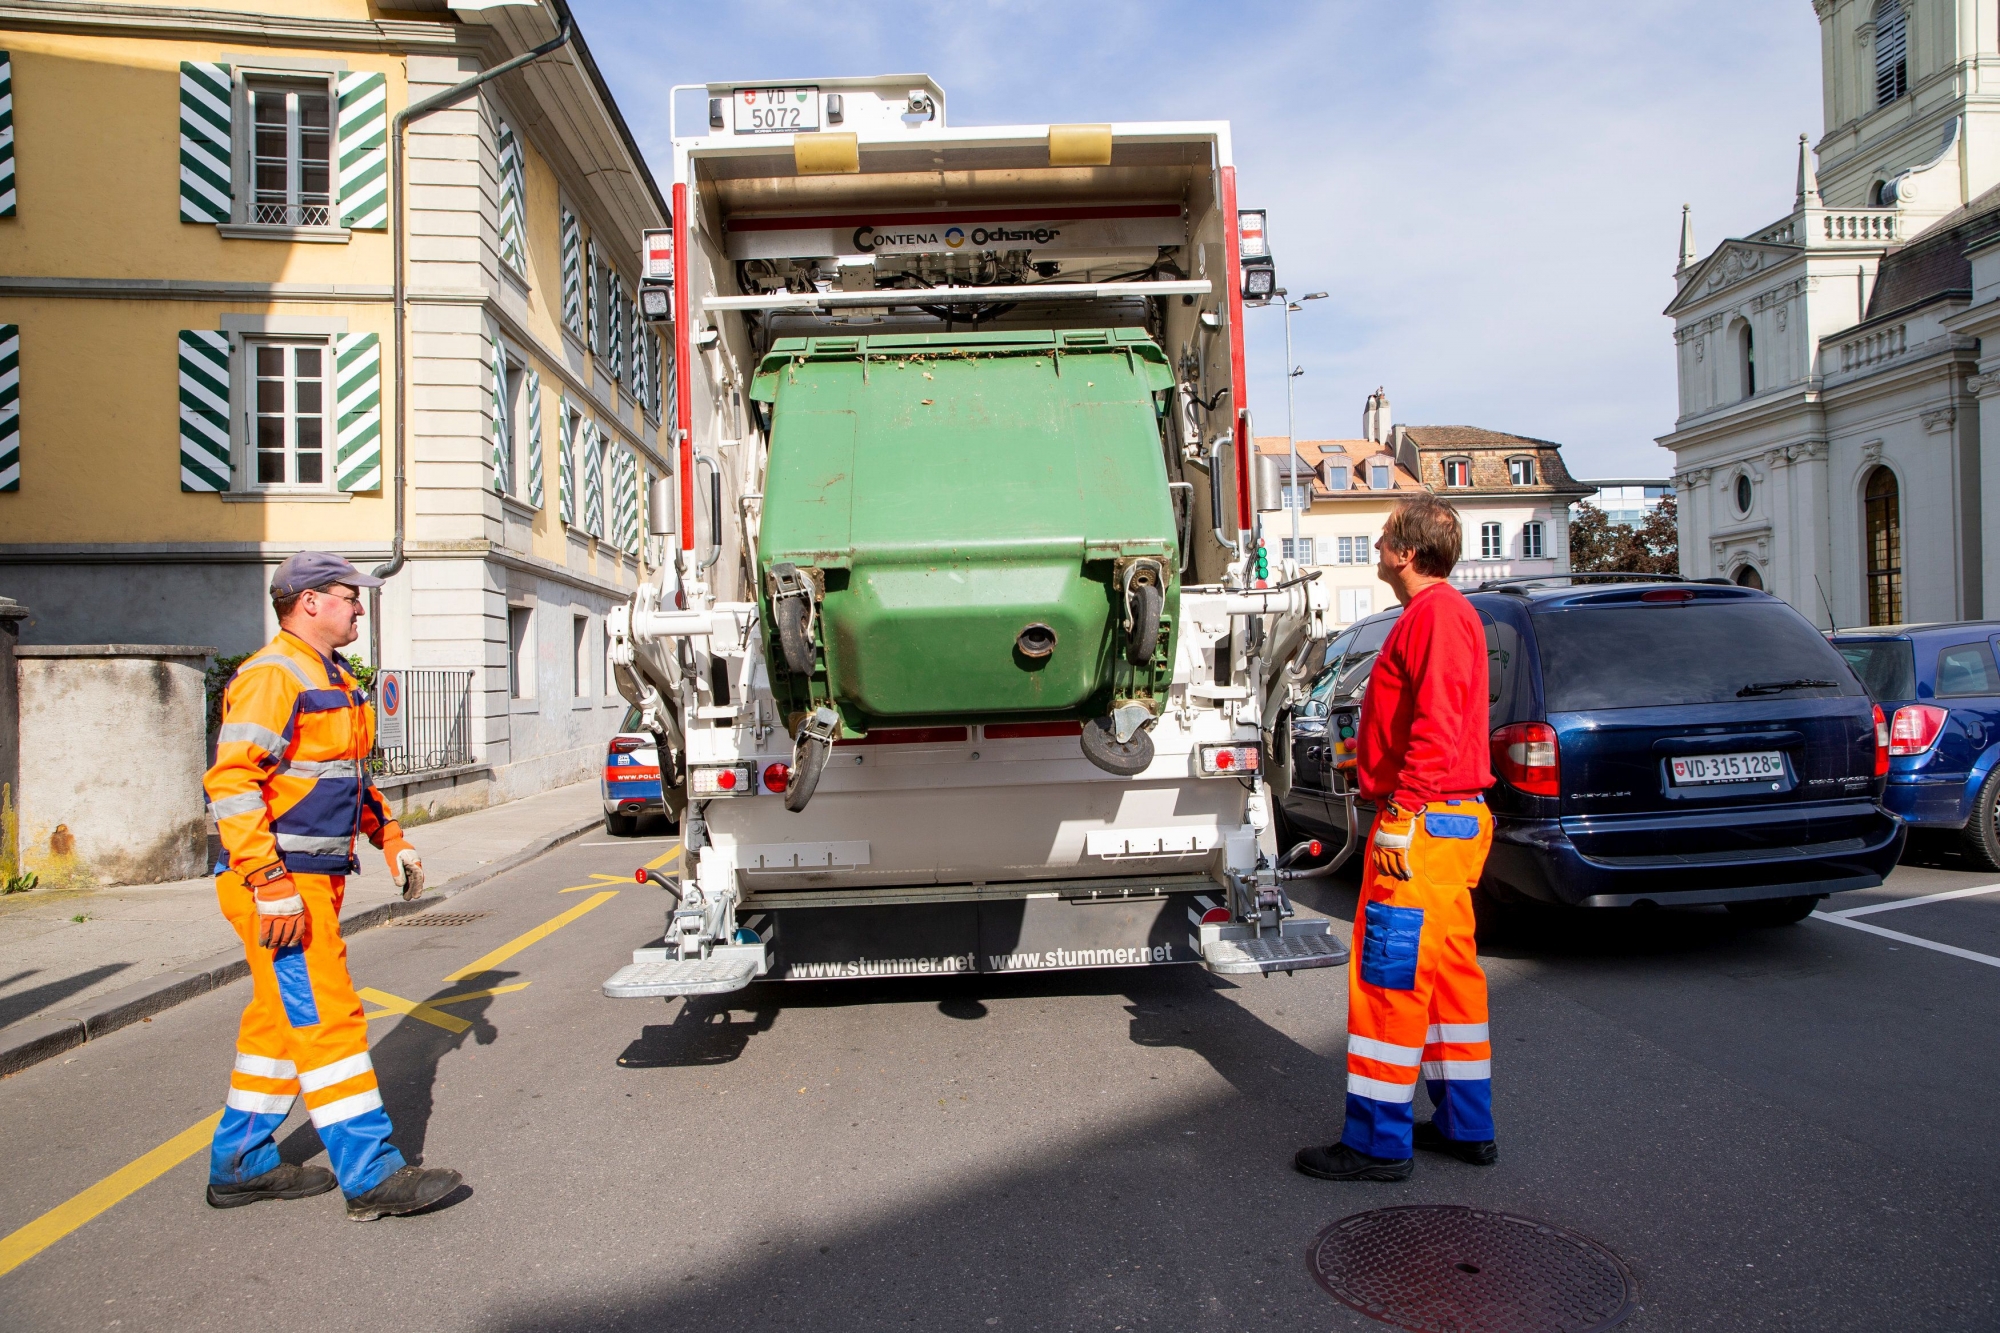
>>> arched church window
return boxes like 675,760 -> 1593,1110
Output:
1734,564 -> 1764,591
1864,465 -> 1903,625
1735,473 -> 1753,515
1875,2 -> 1909,106
1738,322 -> 1756,398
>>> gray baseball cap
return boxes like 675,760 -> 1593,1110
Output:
270,551 -> 383,598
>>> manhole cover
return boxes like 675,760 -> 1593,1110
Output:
1307,1206 -> 1637,1333
395,912 -> 487,927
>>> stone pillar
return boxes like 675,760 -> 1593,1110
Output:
1968,370 -> 2000,618
0,597 -> 27,883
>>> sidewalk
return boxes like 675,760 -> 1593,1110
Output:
0,779 -> 604,1076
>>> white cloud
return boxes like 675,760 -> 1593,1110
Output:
573,0 -> 1822,475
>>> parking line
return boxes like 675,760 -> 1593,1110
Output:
359,982 -> 532,1027
1811,911 -> 2000,970
0,1111 -> 223,1278
443,891 -> 619,983
1825,882 -> 2000,918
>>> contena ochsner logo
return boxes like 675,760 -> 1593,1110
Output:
851,221 -> 1063,253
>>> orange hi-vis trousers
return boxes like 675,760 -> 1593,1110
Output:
1342,797 -> 1495,1159
208,871 -> 405,1197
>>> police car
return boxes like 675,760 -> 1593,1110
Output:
602,707 -> 671,837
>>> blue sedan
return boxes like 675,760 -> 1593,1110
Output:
1832,622 -> 2000,869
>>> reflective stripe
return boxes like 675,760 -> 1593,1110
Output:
1422,1059 -> 1493,1080
254,894 -> 305,916
234,1052 -> 297,1079
218,721 -> 288,754
210,791 -> 267,819
1427,1022 -> 1490,1045
277,832 -> 351,855
299,1051 -> 373,1093
1347,1034 -> 1424,1066
225,1088 -> 296,1116
277,757 -> 360,778
308,1087 -> 383,1126
1346,1072 -> 1418,1103
240,653 -> 316,689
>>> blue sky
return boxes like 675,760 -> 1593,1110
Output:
571,0 -> 1823,477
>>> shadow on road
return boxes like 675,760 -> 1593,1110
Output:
0,962 -> 132,1030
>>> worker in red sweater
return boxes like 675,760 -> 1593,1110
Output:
1297,494 -> 1498,1182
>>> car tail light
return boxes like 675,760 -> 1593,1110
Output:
609,736 -> 644,754
690,764 -> 755,797
1490,722 -> 1560,797
1888,703 -> 1946,758
762,762 -> 791,793
1639,588 -> 1695,603
1197,743 -> 1261,776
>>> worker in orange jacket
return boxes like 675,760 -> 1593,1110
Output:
1297,496 -> 1499,1182
204,551 -> 462,1221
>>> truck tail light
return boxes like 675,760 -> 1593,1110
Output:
1490,722 -> 1560,797
690,764 -> 756,797
1197,743 -> 1261,776
1888,703 -> 1945,758
762,762 -> 791,793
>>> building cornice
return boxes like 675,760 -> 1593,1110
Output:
0,1 -> 472,52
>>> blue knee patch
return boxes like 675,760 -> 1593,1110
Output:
1423,812 -> 1481,840
1361,903 -> 1423,990
271,945 -> 320,1028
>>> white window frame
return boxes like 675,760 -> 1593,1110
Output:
1522,520 -> 1545,560
1334,535 -> 1370,565
1480,522 -> 1504,560
1444,458 -> 1471,488
1280,537 -> 1315,564
507,604 -> 535,700
1508,456 -> 1537,486
242,335 -> 336,493
226,68 -> 347,239
1369,462 -> 1392,490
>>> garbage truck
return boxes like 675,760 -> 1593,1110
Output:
601,76 -> 1349,999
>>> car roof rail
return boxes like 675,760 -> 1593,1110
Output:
1474,572 -> 1693,595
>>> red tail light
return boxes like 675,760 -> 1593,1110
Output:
1199,906 -> 1232,924
609,736 -> 644,754
762,762 -> 791,793
634,867 -> 650,884
1888,703 -> 1946,758
1490,722 -> 1560,797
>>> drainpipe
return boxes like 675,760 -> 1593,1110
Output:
369,17 -> 576,667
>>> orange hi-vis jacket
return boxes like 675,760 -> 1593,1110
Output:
205,631 -> 400,879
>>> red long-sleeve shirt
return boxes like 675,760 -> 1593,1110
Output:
1355,581 -> 1494,811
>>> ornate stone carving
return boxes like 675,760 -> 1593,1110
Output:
1694,336 -> 1705,363
1969,370 -> 2000,397
1764,447 -> 1791,469
1688,468 -> 1713,487
1861,438 -> 1884,463
1707,246 -> 1765,289
1787,442 -> 1827,463
1922,407 -> 1956,434
1776,303 -> 1789,332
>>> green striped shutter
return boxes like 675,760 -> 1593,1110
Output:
178,330 -> 231,491
614,447 -> 641,554
560,207 -> 582,336
629,302 -> 648,405
557,394 -> 575,525
0,324 -> 18,491
335,72 -> 387,230
178,62 -> 232,224
586,237 -> 602,355
334,333 -> 381,491
0,53 -> 15,217
524,367 -> 543,508
609,271 -> 624,383
496,117 -> 525,273
660,326 -> 675,423
645,327 -> 662,418
582,419 -> 603,538
490,335 -> 509,494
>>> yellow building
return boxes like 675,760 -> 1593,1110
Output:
0,0 -> 671,806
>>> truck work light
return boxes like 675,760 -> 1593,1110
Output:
1197,743 -> 1261,776
1242,263 -> 1276,300
639,286 -> 673,322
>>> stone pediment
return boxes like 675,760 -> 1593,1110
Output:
1666,239 -> 1802,316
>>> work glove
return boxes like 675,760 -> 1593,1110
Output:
1370,805 -> 1414,882
247,863 -> 308,949
384,837 -> 425,902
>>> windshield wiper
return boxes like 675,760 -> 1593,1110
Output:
1736,677 -> 1838,697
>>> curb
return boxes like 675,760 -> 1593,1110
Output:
0,810 -> 600,1078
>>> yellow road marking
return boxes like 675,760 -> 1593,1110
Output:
558,846 -> 681,891
646,846 -> 683,870
444,891 -> 618,983
356,987 -> 471,1034
0,1111 -> 223,1278
359,982 -> 531,1025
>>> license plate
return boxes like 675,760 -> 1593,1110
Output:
1669,751 -> 1785,785
734,87 -> 819,135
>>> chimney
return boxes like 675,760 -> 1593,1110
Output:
1362,386 -> 1391,445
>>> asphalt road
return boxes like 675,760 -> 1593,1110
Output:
1,828 -> 1995,1331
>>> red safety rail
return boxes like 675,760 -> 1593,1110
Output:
1219,164 -> 1252,533
672,181 -> 694,550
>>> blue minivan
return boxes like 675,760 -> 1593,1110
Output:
1276,578 -> 1907,924
1830,622 -> 2000,870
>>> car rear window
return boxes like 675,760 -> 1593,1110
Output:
1935,642 -> 2000,697
1532,599 -> 1864,711
620,705 -> 643,732
1835,639 -> 1916,702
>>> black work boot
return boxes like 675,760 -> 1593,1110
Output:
344,1165 -> 464,1221
1293,1142 -> 1414,1181
206,1162 -> 337,1209
1414,1119 -> 1499,1165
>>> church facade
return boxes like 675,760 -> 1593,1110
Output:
1662,0 -> 2000,627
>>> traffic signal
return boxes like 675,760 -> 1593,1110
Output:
1254,540 -> 1269,581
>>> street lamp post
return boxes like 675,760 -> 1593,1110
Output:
1281,291 -> 1329,560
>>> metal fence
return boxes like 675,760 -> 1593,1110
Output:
369,669 -> 474,778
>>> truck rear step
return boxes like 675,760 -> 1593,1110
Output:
1199,917 -> 1349,975
602,944 -> 766,997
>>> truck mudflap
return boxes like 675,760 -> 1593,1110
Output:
601,879 -> 1348,995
